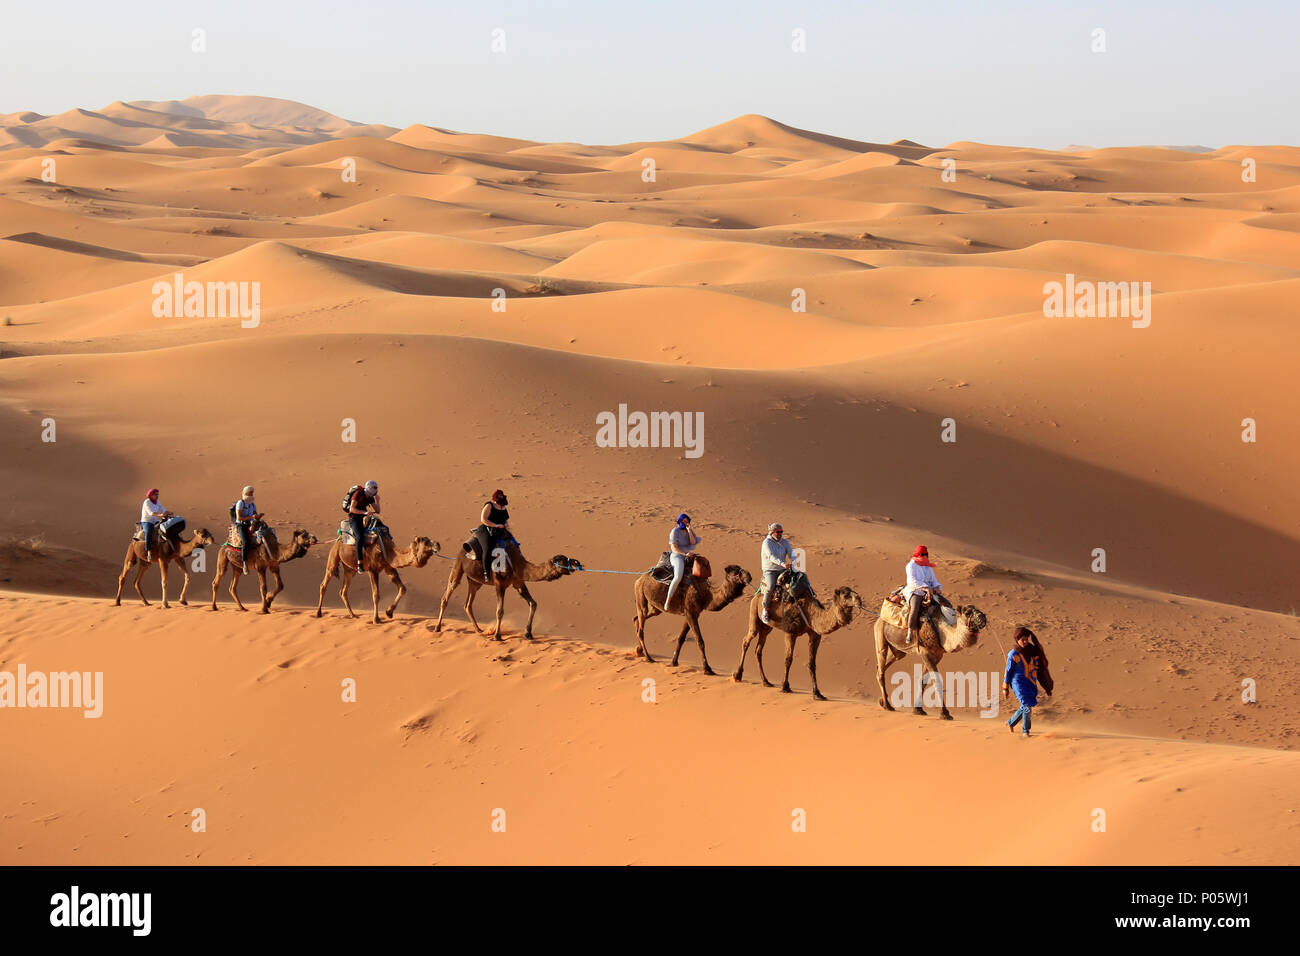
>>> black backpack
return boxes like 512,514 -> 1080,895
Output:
342,485 -> 360,513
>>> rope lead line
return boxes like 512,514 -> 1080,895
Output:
552,560 -> 762,594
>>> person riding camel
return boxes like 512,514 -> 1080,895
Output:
664,513 -> 701,610
902,544 -> 943,645
140,488 -> 172,560
472,489 -> 511,583
346,480 -> 381,569
232,485 -> 263,575
760,522 -> 793,624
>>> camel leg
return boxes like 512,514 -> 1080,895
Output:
464,579 -> 484,634
133,560 -> 150,607
315,555 -> 333,618
266,567 -> 285,611
384,569 -> 406,620
229,559 -> 248,611
491,584 -> 506,641
875,622 -> 903,711
178,559 -> 191,606
733,623 -> 756,682
435,562 -> 464,631
211,551 -> 226,610
114,549 -> 136,606
159,559 -> 171,609
808,632 -> 826,701
257,568 -> 271,614
368,570 -> 382,624
339,565 -> 359,618
781,632 -> 797,693
633,593 -> 656,663
921,650 -> 951,720
734,615 -> 770,683
690,614 -> 715,676
755,629 -> 774,687
517,582 -> 538,640
670,619 -> 691,667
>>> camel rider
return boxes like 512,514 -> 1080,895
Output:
760,523 -> 794,625
346,480 -> 381,569
664,513 -> 701,610
140,488 -> 172,560
233,485 -> 263,575
903,544 -> 942,645
472,489 -> 511,583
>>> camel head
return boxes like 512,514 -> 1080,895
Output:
947,604 -> 987,652
723,565 -> 753,593
833,586 -> 867,614
192,529 -> 214,548
292,529 -> 319,550
410,537 -> 438,568
551,555 -> 583,575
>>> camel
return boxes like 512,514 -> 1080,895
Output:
733,584 -> 868,700
113,527 -> 214,608
632,561 -> 753,675
209,524 -> 320,613
873,599 -> 988,720
434,541 -> 582,641
315,531 -> 438,624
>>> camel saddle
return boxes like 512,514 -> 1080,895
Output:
463,532 -> 518,569
647,552 -> 711,584
227,523 -> 270,549
774,568 -> 813,603
339,518 -> 390,548
880,589 -> 956,629
134,515 -> 186,542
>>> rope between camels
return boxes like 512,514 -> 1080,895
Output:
553,562 -> 638,575
553,560 -> 763,593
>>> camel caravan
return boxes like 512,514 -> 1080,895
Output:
115,491 -> 1052,728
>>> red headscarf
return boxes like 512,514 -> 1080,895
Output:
912,545 -> 933,567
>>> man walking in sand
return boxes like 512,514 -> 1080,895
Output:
1004,626 -> 1045,737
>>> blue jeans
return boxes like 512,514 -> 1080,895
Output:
1008,703 -> 1033,734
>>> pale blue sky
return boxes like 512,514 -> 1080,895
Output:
3,0 -> 1296,147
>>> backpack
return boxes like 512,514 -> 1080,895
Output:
342,484 -> 360,513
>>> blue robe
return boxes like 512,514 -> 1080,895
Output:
1004,649 -> 1039,708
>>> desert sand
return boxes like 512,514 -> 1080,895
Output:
1,96 -> 1297,863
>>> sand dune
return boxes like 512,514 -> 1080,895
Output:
2,592 -> 1295,864
1,97 -> 1297,864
